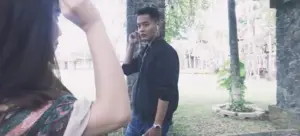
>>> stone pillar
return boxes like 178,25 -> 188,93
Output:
268,0 -> 300,130
126,0 -> 165,107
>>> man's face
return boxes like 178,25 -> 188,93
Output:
137,14 -> 158,41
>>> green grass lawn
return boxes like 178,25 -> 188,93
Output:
108,102 -> 275,136
107,74 -> 277,136
61,70 -> 277,136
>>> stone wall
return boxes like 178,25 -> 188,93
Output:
276,0 -> 300,113
269,0 -> 300,130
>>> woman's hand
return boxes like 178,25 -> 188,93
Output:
59,0 -> 101,32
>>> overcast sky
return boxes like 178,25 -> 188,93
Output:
56,0 -> 126,60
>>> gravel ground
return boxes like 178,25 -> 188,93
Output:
59,70 -> 277,136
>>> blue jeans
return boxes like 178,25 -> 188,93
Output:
125,114 -> 171,136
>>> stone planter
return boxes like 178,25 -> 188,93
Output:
212,103 -> 266,120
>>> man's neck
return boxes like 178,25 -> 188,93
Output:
145,35 -> 161,45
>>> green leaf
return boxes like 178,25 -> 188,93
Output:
239,61 -> 246,76
165,0 -> 200,41
217,70 -> 228,77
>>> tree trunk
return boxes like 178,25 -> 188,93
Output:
227,0 -> 241,102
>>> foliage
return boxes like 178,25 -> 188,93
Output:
165,0 -> 199,42
217,60 -> 251,112
217,60 -> 246,91
236,0 -> 276,57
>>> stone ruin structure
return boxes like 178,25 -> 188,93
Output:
268,0 -> 300,131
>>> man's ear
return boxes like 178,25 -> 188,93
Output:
155,24 -> 160,36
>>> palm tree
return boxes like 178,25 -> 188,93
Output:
228,0 -> 242,103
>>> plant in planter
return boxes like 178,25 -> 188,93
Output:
212,0 -> 265,119
217,60 -> 253,112
213,60 -> 265,120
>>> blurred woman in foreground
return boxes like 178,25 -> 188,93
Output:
0,0 -> 131,135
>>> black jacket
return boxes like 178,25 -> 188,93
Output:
122,39 -> 179,123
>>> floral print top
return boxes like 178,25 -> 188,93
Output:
0,94 -> 76,136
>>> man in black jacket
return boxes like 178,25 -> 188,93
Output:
122,6 -> 179,136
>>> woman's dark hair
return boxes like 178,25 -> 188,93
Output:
0,0 -> 69,109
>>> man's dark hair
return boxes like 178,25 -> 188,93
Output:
136,6 -> 160,22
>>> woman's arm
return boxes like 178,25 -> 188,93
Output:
84,20 -> 131,135
59,0 -> 131,135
